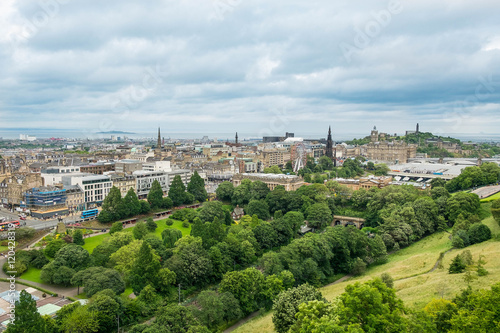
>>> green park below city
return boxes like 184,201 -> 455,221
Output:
7,162 -> 500,333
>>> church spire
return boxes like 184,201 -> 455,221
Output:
155,127 -> 162,158
235,132 -> 238,144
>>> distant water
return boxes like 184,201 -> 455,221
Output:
0,128 -> 499,142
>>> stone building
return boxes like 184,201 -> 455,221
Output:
0,173 -> 43,207
334,176 -> 392,191
232,173 -> 305,191
363,127 -> 417,163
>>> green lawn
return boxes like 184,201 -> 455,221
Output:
82,233 -> 111,253
155,219 -> 191,237
20,267 -> 43,284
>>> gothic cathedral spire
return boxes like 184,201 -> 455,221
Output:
155,127 -> 162,159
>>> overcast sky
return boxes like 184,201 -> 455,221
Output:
1,0 -> 500,139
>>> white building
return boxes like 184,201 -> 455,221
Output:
62,174 -> 112,209
133,169 -> 192,198
143,161 -> 172,172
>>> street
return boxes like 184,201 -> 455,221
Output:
0,208 -> 82,230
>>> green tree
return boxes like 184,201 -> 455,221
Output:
5,290 -> 46,333
53,244 -> 90,271
109,240 -> 143,278
187,171 -> 208,202
162,196 -> 173,209
168,175 -> 186,207
272,284 -> 324,333
147,180 -> 164,209
71,267 -> 125,297
198,201 -> 225,223
219,267 -> 265,315
60,306 -> 99,333
449,283 -> 500,332
264,165 -> 283,174
73,229 -> 84,245
430,177 -> 447,188
109,221 -> 123,234
44,239 -> 66,258
449,255 -> 466,274
165,236 -> 213,287
140,200 -> 151,214
250,181 -> 271,200
87,290 -> 122,333
190,290 -> 242,329
99,186 -> 124,222
162,228 -> 183,248
319,155 -> 334,170
146,217 -> 158,232
246,199 -> 270,220
133,221 -> 149,240
335,279 -> 407,332
491,199 -> 500,225
215,181 -> 234,201
123,187 -> 141,217
468,223 -> 492,244
305,202 -> 332,229
129,242 -> 161,295
380,273 -> 394,289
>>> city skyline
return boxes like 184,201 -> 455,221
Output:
1,0 -> 500,137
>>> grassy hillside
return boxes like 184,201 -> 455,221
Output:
233,215 -> 500,333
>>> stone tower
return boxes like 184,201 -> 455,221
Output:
326,126 -> 333,158
235,132 -> 238,144
371,126 -> 379,142
155,127 -> 162,159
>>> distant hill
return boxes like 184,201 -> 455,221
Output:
97,131 -> 135,134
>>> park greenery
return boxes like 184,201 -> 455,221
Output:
7,155 -> 500,332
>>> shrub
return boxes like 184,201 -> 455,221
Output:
146,217 -> 157,232
380,273 -> 394,289
166,219 -> 174,226
449,255 -> 466,274
182,221 -> 189,228
351,258 -> 366,276
468,224 -> 492,245
109,222 -> 123,234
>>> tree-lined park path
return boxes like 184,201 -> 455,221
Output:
0,257 -> 79,298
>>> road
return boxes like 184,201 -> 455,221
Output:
0,208 -> 82,230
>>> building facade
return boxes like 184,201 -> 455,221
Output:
232,173 -> 305,191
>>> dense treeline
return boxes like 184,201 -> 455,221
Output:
98,171 -> 207,223
269,278 -> 500,333
444,162 -> 500,192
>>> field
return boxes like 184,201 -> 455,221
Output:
233,216 -> 500,333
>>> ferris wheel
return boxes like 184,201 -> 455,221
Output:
291,142 -> 307,172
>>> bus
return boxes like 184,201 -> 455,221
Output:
0,220 -> 20,231
80,209 -> 99,219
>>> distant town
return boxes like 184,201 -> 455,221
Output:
1,124 -> 499,221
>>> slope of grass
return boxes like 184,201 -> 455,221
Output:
233,218 -> 500,333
